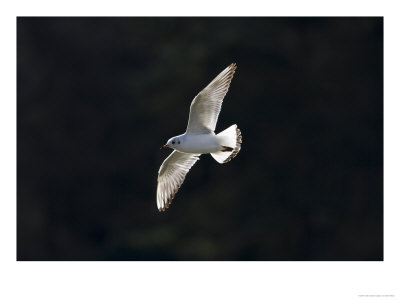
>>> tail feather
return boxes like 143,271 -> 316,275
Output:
211,124 -> 242,164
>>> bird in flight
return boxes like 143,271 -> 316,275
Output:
157,63 -> 242,211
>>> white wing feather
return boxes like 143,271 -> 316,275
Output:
186,63 -> 237,134
157,150 -> 200,211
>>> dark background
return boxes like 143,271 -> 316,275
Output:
17,17 -> 383,260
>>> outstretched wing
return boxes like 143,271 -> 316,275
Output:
186,63 -> 237,134
157,151 -> 200,211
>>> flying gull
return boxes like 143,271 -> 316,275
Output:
157,63 -> 242,211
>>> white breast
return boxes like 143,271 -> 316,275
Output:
177,134 -> 222,154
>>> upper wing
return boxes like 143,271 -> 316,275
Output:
157,150 -> 200,211
186,63 -> 237,134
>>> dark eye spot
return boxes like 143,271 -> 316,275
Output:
172,141 -> 175,144
178,141 -> 180,144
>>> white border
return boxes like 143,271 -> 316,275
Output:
1,1 -> 399,299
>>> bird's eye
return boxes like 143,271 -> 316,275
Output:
178,141 -> 180,144
172,141 -> 175,144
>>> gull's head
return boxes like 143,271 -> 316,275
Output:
162,137 -> 181,150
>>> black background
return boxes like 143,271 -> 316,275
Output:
17,17 -> 383,260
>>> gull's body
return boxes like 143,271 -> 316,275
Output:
157,63 -> 242,211
165,133 -> 223,154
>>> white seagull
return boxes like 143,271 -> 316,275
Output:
157,63 -> 242,211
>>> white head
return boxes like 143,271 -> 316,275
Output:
162,136 -> 182,150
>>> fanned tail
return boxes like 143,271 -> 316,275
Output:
211,124 -> 242,164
